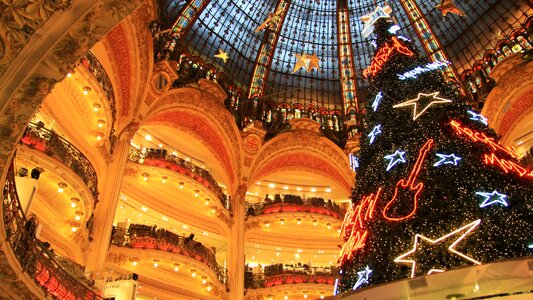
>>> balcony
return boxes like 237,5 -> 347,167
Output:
128,146 -> 230,211
246,194 -> 345,220
2,164 -> 102,299
20,123 -> 99,203
111,224 -> 228,286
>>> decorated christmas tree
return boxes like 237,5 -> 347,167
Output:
337,9 -> 533,293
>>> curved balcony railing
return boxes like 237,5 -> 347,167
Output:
80,51 -> 117,148
20,123 -> 99,203
245,264 -> 336,289
128,147 -> 230,211
3,163 -> 103,299
111,224 -> 228,286
245,195 -> 345,220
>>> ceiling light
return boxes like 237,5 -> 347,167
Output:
256,181 -> 261,185
71,226 -> 77,232
174,263 -> 180,272
206,285 -> 212,292
162,216 -> 168,221
93,103 -> 101,112
57,182 -> 67,193
320,295 -> 324,299
310,187 -> 317,192
97,119 -> 105,128
95,132 -> 104,141
153,259 -> 159,267
279,218 -> 285,225
268,183 -> 275,188
264,221 -> 271,227
70,197 -> 79,208
191,270 -> 196,277
158,143 -> 163,148
325,187 -> 332,193
141,207 -> 148,212
144,134 -> 152,141
327,223 -> 331,230
313,220 -> 317,226
296,187 -> 302,191
132,260 -> 138,267
161,176 -> 167,184
185,157 -> 191,162
74,211 -> 83,221
276,252 -> 280,256
205,198 -> 210,205
304,293 -> 308,299
194,190 -> 199,197
283,186 -> 289,190
142,173 -> 150,181
179,182 -> 184,189
203,231 -> 208,236
296,218 -> 301,225
66,72 -> 72,77
83,86 -> 91,95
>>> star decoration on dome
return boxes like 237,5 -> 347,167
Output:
393,92 -> 452,120
467,110 -> 488,126
214,49 -> 229,63
353,265 -> 372,290
436,0 -> 466,17
384,149 -> 406,171
394,219 -> 481,278
368,124 -> 382,144
361,4 -> 393,38
476,190 -> 509,208
256,7 -> 283,32
433,153 -> 461,167
292,52 -> 321,74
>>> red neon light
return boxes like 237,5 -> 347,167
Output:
484,153 -> 533,178
383,139 -> 434,221
338,188 -> 381,265
450,120 -> 519,158
363,37 -> 414,78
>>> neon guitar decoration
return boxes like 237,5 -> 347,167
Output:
383,139 -> 434,221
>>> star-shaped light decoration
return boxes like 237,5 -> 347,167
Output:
476,190 -> 508,208
436,0 -> 466,17
394,219 -> 481,278
292,53 -> 311,74
307,53 -> 321,71
433,153 -> 461,167
361,4 -> 393,38
393,92 -> 452,120
372,92 -> 383,112
368,124 -> 382,144
214,49 -> 229,63
353,265 -> 372,290
384,149 -> 406,171
467,110 -> 488,126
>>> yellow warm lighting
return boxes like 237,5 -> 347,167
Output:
283,186 -> 289,190
296,187 -> 302,191
325,187 -> 332,193
93,103 -> 101,112
83,86 -> 91,95
70,197 -> 79,208
132,261 -> 138,267
145,134 -> 152,141
67,72 -> 72,78
310,187 -> 317,192
162,176 -> 167,184
71,227 -> 77,232
97,119 -> 105,128
95,132 -> 104,141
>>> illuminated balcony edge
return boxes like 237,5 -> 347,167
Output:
3,163 -> 103,299
111,225 -> 228,286
246,198 -> 346,220
20,122 -> 99,204
128,146 -> 230,211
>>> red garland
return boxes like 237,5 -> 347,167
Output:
363,37 -> 414,78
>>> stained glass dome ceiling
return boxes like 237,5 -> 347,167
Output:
161,0 -> 529,110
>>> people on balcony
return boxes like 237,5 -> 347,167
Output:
247,193 -> 344,218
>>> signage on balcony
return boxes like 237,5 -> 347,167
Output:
104,280 -> 137,300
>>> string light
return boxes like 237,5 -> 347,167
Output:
450,120 -> 519,158
476,191 -> 508,208
368,124 -> 382,145
392,92 -> 452,120
372,92 -> 383,111
349,153 -> 359,171
394,219 -> 481,278
352,266 -> 372,290
383,139 -> 433,221
397,60 -> 450,80
433,153 -> 461,167
467,110 -> 488,126
484,153 -> 533,178
363,37 -> 414,77
384,149 -> 406,171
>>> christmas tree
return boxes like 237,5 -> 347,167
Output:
337,11 -> 533,293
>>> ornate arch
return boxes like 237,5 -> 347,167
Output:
249,120 -> 354,195
142,80 -> 243,191
482,55 -> 533,139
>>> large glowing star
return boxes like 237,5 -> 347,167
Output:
467,110 -> 488,126
383,139 -> 433,221
393,92 -> 452,120
214,49 -> 229,63
353,266 -> 372,290
436,0 -> 466,17
372,92 -> 383,111
394,219 -> 481,278
384,150 -> 406,171
361,4 -> 393,38
433,153 -> 461,167
476,191 -> 508,208
368,124 -> 382,144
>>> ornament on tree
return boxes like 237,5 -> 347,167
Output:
436,0 -> 466,18
394,219 -> 481,278
352,266 -> 372,290
214,49 -> 229,63
392,92 -> 452,120
476,191 -> 509,208
337,6 -> 532,293
467,110 -> 488,126
372,92 -> 383,111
